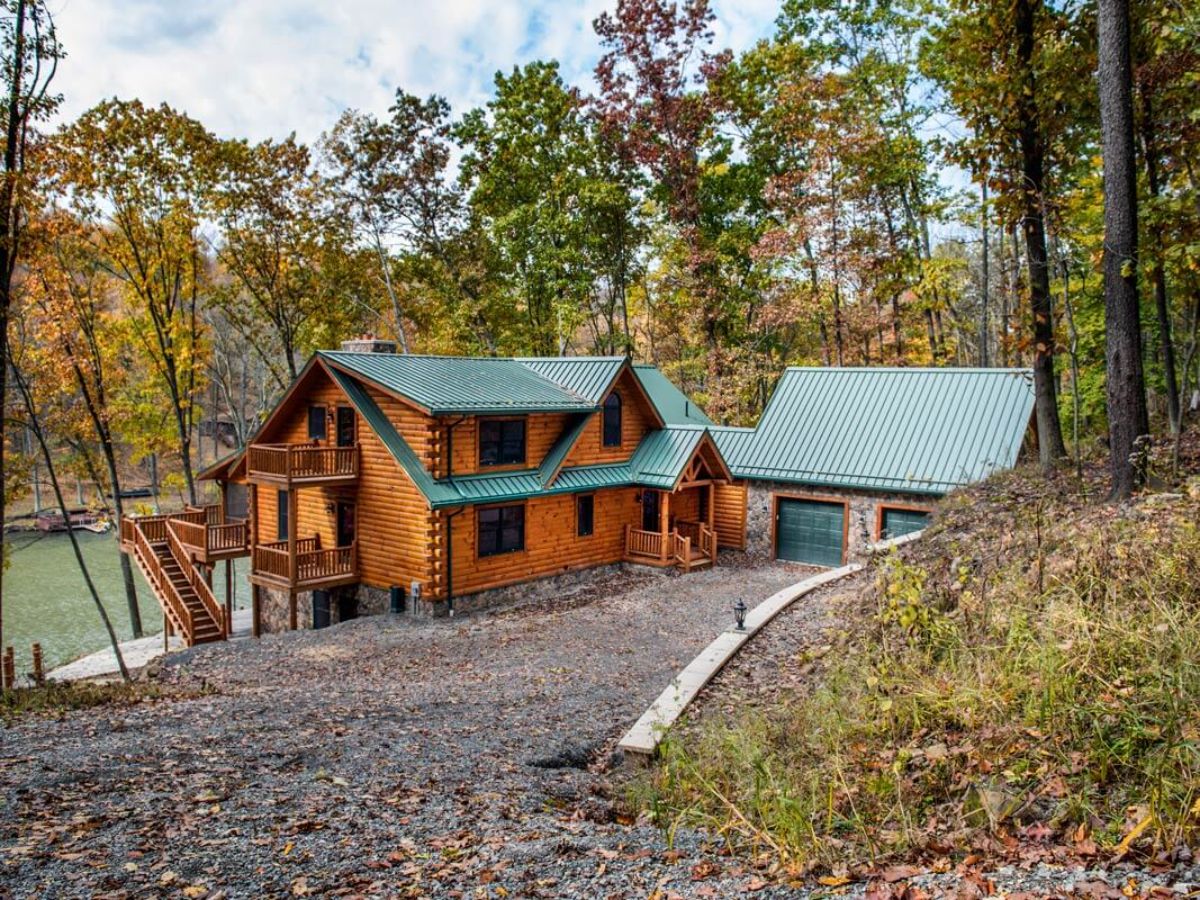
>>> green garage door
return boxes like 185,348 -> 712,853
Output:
880,507 -> 929,540
775,498 -> 845,566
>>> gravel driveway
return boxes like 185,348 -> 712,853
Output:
0,556 -> 819,898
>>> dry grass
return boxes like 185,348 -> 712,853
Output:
0,678 -> 207,723
640,465 -> 1200,874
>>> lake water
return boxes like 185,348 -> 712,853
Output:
3,530 -> 251,673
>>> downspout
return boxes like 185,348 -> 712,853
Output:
440,416 -> 468,617
443,506 -> 465,617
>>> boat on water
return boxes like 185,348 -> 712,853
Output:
34,508 -> 113,534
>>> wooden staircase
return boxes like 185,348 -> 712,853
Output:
123,516 -> 227,647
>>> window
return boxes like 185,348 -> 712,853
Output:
602,392 -> 622,447
479,419 -> 526,466
478,504 -> 524,557
307,405 -> 326,442
277,489 -> 289,541
335,407 -> 356,447
879,506 -> 929,540
577,494 -> 595,537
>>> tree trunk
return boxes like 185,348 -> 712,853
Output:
1139,92 -> 1180,433
1015,0 -> 1068,466
980,176 -> 990,367
11,356 -> 129,681
1098,0 -> 1149,498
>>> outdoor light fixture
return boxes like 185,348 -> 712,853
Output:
734,598 -> 747,631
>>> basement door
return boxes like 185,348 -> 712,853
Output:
775,498 -> 845,567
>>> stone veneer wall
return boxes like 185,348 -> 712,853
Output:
744,481 -> 938,562
258,562 -> 629,631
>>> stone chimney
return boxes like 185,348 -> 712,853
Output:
340,334 -> 397,354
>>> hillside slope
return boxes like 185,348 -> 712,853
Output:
645,450 -> 1200,892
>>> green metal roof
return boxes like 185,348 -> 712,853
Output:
628,426 -> 708,489
519,357 -> 626,404
326,367 -> 461,505
632,365 -> 713,426
725,367 -> 1034,495
320,352 -> 596,414
324,357 -> 734,509
537,413 -> 593,486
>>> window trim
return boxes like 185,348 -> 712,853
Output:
576,493 -> 595,538
874,502 -> 932,541
476,502 -> 526,559
477,417 -> 528,468
602,391 -> 623,448
307,405 -> 327,442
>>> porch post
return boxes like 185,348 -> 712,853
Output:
224,559 -> 233,638
659,490 -> 670,562
251,584 -> 262,638
707,483 -> 715,530
287,489 -> 298,588
249,483 -> 258,554
163,612 -> 170,652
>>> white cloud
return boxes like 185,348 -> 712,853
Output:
50,0 -> 777,143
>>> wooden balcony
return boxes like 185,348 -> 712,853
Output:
120,506 -> 249,565
250,535 -> 358,591
166,505 -> 250,564
247,443 -> 359,486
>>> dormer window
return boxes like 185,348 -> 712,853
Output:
602,392 -> 622,447
479,418 -> 526,467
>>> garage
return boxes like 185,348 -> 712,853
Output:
879,506 -> 929,540
774,497 -> 845,566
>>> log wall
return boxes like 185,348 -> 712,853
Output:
713,482 -> 748,549
563,369 -> 656,467
448,488 -> 640,597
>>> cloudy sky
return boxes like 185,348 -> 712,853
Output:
51,0 -> 781,142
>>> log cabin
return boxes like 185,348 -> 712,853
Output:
121,340 -> 747,640
118,347 -> 1034,646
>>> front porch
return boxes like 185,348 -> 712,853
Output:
623,483 -> 720,572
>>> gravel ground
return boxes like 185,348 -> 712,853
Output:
0,556 -> 828,899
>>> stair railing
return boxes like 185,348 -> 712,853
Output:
166,519 -> 226,638
130,519 -> 194,640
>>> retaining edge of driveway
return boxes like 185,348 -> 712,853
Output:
617,562 -> 864,761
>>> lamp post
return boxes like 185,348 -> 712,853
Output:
734,598 -> 747,632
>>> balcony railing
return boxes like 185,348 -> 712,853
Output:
624,525 -> 665,562
252,536 -> 357,589
247,443 -> 359,484
123,506 -> 249,563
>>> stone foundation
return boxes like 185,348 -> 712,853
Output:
744,481 -> 936,563
256,584 -> 374,634
443,562 -> 628,617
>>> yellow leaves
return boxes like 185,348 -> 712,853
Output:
182,885 -> 208,898
818,874 -> 851,886
1112,810 -> 1153,857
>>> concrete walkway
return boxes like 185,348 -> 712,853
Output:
47,608 -> 253,682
